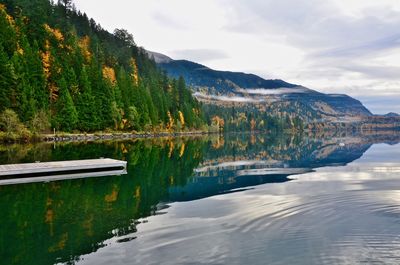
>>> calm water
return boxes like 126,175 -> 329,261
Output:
1,132 -> 400,265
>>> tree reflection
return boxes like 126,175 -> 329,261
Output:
0,132 -> 399,265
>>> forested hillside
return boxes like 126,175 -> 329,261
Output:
0,0 -> 205,138
152,50 -> 382,133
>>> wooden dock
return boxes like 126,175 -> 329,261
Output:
0,158 -> 127,185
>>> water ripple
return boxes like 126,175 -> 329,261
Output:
78,144 -> 400,265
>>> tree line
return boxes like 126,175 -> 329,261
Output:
0,0 -> 205,139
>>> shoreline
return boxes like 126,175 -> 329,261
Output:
0,130 -> 217,144
41,131 -> 215,143
2,126 -> 399,144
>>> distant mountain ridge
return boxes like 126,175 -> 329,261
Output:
158,59 -> 297,93
148,51 -> 372,119
146,51 -> 173,64
384,112 -> 400,117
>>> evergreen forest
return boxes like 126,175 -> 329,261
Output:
0,0 -> 206,140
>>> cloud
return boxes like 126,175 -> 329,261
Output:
73,0 -> 400,113
170,49 -> 229,62
221,0 -> 400,114
238,87 -> 309,95
338,64 -> 400,80
193,92 -> 262,103
223,0 -> 400,51
152,12 -> 189,30
356,95 -> 400,114
313,34 -> 400,58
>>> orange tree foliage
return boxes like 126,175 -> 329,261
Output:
44,24 -> 64,42
178,111 -> 185,129
78,36 -> 91,62
212,116 -> 225,131
130,58 -> 139,86
166,111 -> 175,131
102,66 -> 117,85
250,118 -> 257,131
41,40 -> 51,79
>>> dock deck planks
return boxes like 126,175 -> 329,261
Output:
0,158 -> 127,176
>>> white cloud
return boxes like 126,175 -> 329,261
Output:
238,87 -> 309,95
193,92 -> 262,103
73,0 -> 400,114
170,49 -> 229,62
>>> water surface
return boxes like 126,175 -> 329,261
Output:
1,132 -> 400,265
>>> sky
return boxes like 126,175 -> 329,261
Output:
73,0 -> 400,114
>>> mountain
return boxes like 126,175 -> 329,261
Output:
150,52 -> 373,121
157,59 -> 297,93
384,112 -> 400,117
146,50 -> 173,64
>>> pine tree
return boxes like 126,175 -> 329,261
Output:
116,66 -> 132,119
27,41 -> 48,110
11,46 -> 37,122
76,67 -> 97,131
0,44 -> 16,112
87,59 -> 113,129
177,76 -> 186,108
53,77 -> 78,131
0,5 -> 17,57
64,67 -> 79,100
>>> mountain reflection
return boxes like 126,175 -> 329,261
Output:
0,132 -> 399,265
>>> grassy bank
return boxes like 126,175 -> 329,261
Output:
0,109 -> 214,143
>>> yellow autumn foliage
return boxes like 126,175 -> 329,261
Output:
250,118 -> 257,131
78,36 -> 91,61
17,46 -> 24,55
130,58 -> 139,86
251,135 -> 256,145
41,40 -> 51,79
166,111 -> 174,131
102,66 -> 116,84
105,186 -> 119,203
179,142 -> 185,157
212,137 -> 225,149
168,140 -> 175,158
49,83 -> 59,102
48,233 -> 68,252
5,13 -> 14,26
134,186 -> 141,199
212,115 -> 225,130
0,5 -> 15,27
178,111 -> 185,129
82,215 -> 94,237
44,24 -> 64,42
45,208 -> 54,223
192,108 -> 200,115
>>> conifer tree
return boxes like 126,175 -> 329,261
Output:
76,67 -> 97,131
53,77 -> 78,131
0,5 -> 17,57
0,44 -> 16,112
20,39 -> 48,111
177,76 -> 186,108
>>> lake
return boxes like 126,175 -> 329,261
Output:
1,132 -> 400,265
